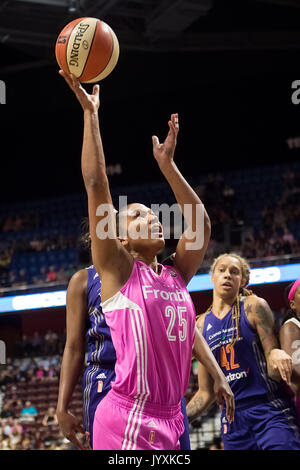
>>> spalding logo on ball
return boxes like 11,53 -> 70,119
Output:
55,17 -> 119,83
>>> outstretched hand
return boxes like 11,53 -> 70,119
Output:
213,375 -> 235,424
268,348 -> 293,385
57,410 -> 88,450
152,113 -> 179,169
59,70 -> 100,113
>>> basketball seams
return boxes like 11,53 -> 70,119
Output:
57,17 -> 83,75
84,27 -> 119,84
78,19 -> 99,80
64,25 -> 73,75
67,18 -> 98,78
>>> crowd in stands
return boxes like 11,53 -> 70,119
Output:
0,227 -> 78,290
0,329 -> 79,450
0,328 -> 222,450
239,168 -> 300,261
192,167 -> 300,268
1,164 -> 300,290
0,265 -> 77,291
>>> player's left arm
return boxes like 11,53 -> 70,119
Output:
152,114 -> 211,285
250,296 -> 292,384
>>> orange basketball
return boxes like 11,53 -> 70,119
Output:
55,17 -> 119,83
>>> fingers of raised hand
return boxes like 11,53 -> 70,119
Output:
225,393 -> 235,424
66,429 -> 87,450
170,113 -> 179,132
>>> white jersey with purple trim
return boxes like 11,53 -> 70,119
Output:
100,259 -> 196,406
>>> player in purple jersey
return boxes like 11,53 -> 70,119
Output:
59,70 -> 234,450
187,253 -> 300,450
279,280 -> 300,425
56,264 -> 116,450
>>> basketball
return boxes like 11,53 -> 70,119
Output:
55,17 -> 119,83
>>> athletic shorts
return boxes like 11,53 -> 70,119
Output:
221,395 -> 300,450
82,365 -> 116,448
93,389 -> 184,450
179,397 -> 190,450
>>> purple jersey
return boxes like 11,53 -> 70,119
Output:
86,265 -> 116,366
202,298 -> 287,404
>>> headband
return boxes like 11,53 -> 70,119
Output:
288,279 -> 300,302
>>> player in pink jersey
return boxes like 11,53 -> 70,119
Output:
59,70 -> 234,450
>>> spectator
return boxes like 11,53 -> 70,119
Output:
0,249 -> 12,272
3,416 -> 15,436
12,269 -> 28,287
42,407 -> 58,428
35,364 -> 45,380
30,331 -> 43,356
44,330 -> 58,355
29,237 -> 45,252
282,226 -> 295,246
46,266 -> 57,283
241,233 -> 257,259
1,435 -> 11,450
32,430 -> 43,450
56,266 -> 68,284
19,401 -> 38,423
21,436 -> 32,450
8,270 -> 16,286
0,403 -> 14,420
65,264 -> 76,280
45,365 -> 58,380
21,334 -> 33,357
8,420 -> 23,450
6,392 -> 22,414
0,271 -> 10,288
0,368 -> 14,387
32,267 -> 47,286
46,236 -> 58,252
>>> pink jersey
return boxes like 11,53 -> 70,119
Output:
101,259 -> 196,406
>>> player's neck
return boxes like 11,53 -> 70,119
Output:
212,294 -> 237,318
133,253 -> 160,274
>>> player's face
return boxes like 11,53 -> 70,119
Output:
290,285 -> 300,315
212,256 -> 244,299
120,203 -> 165,252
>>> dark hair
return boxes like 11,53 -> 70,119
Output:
115,210 -> 121,238
80,208 -> 120,248
79,217 -> 91,250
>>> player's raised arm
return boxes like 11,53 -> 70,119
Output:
59,71 -> 132,298
152,114 -> 211,285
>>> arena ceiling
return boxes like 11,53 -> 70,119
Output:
1,0 -> 300,74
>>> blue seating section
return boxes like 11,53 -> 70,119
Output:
1,160 -> 300,285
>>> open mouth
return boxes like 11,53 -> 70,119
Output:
222,282 -> 232,288
150,222 -> 164,238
